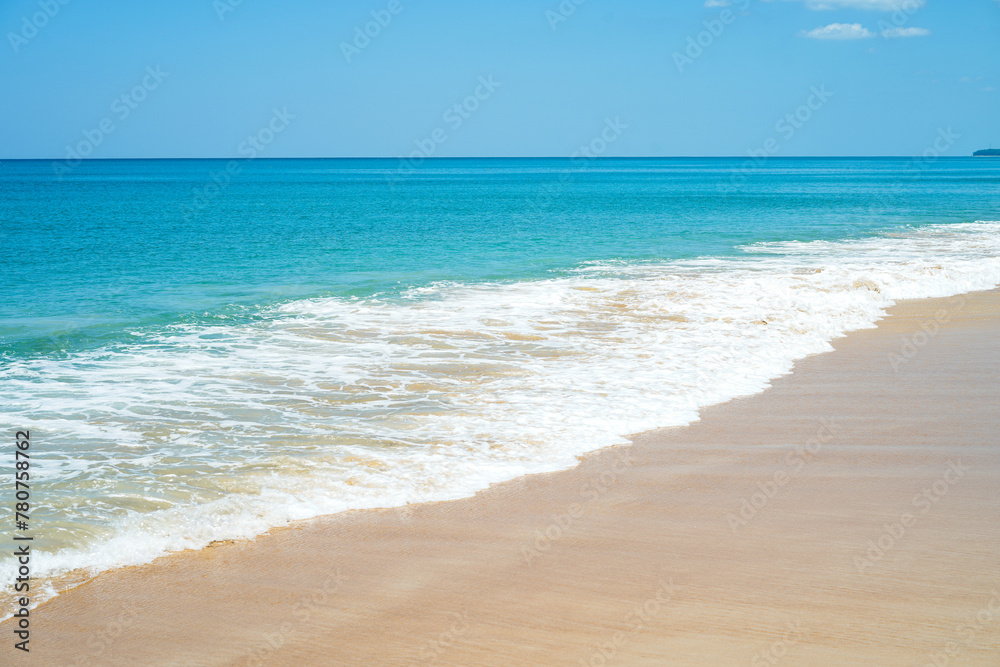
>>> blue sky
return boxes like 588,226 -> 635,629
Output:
1,0 -> 997,158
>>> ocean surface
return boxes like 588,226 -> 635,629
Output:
2,157 -> 999,611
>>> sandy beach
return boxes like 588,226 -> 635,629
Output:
6,289 -> 999,666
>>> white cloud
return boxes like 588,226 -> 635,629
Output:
773,0 -> 925,10
881,26 -> 930,38
801,22 -> 875,39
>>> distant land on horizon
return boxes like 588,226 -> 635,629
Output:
973,148 -> 1000,157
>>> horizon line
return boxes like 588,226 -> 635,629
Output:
1,155 -> 991,162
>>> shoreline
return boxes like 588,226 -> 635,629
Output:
5,289 -> 1000,665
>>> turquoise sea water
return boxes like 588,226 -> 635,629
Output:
1,157 -> 999,609
5,157 -> 997,357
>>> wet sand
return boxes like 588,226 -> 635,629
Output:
5,290 -> 1000,666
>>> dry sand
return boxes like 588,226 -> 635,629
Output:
5,290 -> 999,666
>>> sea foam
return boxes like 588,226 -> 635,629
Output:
1,221 -> 999,616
